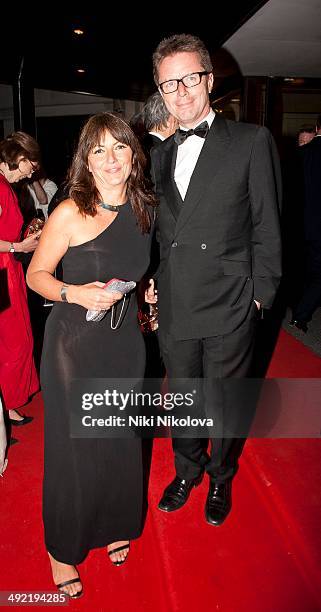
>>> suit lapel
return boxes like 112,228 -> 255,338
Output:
175,115 -> 232,234
160,138 -> 181,221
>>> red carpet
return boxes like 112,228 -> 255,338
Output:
1,328 -> 321,611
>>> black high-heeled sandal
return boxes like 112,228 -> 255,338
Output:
56,577 -> 83,598
107,543 -> 130,566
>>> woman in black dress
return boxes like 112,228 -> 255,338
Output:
27,113 -> 156,598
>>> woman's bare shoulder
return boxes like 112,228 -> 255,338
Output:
48,198 -> 81,224
53,198 -> 78,214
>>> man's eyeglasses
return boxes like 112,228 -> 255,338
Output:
159,71 -> 210,94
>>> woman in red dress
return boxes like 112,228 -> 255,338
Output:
0,132 -> 42,426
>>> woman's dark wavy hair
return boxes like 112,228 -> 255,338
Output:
68,112 -> 156,233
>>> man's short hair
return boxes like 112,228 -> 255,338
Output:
152,33 -> 213,86
298,125 -> 315,135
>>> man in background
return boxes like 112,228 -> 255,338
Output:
142,91 -> 178,152
297,125 -> 315,147
132,94 -> 177,375
291,115 -> 321,331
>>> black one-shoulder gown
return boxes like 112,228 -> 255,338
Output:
40,203 -> 152,564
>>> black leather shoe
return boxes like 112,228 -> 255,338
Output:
289,319 -> 308,333
205,479 -> 232,526
9,415 -> 33,426
158,474 -> 203,512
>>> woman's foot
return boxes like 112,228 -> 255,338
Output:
107,541 -> 130,566
9,410 -> 24,421
48,552 -> 83,598
8,410 -> 33,426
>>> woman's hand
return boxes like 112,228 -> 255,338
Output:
67,281 -> 123,310
145,279 -> 158,304
19,231 -> 42,253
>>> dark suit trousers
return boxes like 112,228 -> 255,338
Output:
293,240 -> 321,322
159,305 -> 259,483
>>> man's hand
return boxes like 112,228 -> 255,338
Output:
145,279 -> 158,304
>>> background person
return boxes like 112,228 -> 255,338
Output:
27,112 -> 156,598
27,166 -> 58,221
297,125 -> 315,147
132,93 -> 178,375
290,114 -> 321,331
0,131 -> 41,429
140,91 -> 178,156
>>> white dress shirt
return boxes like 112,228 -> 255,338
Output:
149,131 -> 165,141
174,110 -> 215,200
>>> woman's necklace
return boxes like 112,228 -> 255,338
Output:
98,202 -> 125,212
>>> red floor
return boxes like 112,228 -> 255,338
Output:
1,328 -> 321,611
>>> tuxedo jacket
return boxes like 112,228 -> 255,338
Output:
151,115 -> 282,341
142,132 -> 163,153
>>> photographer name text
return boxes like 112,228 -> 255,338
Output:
81,415 -> 214,428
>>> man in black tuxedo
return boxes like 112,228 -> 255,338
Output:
291,115 -> 321,332
146,34 -> 282,525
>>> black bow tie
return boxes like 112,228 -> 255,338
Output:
174,121 -> 209,145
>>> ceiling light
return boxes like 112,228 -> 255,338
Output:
283,77 -> 305,85
73,29 -> 84,35
77,68 -> 85,73
73,90 -> 98,97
